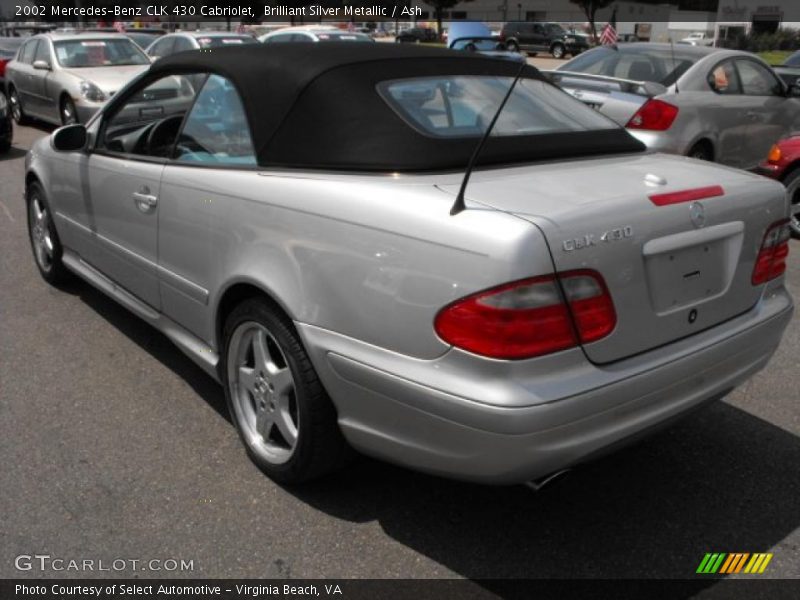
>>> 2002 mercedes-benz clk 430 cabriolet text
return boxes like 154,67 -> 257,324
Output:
25,44 -> 793,485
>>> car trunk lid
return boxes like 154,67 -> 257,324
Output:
437,153 -> 787,364
543,71 -> 664,125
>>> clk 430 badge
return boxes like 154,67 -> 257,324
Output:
562,226 -> 634,252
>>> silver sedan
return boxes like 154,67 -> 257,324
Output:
24,43 -> 793,486
550,43 -> 800,170
5,32 -> 150,126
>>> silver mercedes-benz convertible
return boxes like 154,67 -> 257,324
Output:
25,44 -> 793,485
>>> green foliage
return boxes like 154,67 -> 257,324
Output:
724,30 -> 800,53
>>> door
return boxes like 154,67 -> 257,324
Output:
705,59 -> 748,168
158,73 -> 258,338
29,38 -> 55,119
82,72 -> 200,309
11,39 -> 38,115
734,58 -> 796,169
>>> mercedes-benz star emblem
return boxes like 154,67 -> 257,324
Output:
689,202 -> 706,229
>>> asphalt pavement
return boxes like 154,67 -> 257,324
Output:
1,123 -> 799,589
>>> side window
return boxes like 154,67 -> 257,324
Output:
172,37 -> 195,53
174,74 -> 256,165
33,40 -> 51,65
148,37 -> 175,58
99,73 -> 201,158
736,60 -> 783,96
19,40 -> 38,64
708,60 -> 741,95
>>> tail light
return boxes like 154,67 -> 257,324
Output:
752,219 -> 791,285
626,99 -> 679,131
767,144 -> 782,164
434,270 -> 616,360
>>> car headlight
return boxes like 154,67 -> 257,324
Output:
565,37 -> 576,44
0,93 -> 7,115
79,81 -> 106,103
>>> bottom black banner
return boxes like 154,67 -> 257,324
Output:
2,579 -> 800,600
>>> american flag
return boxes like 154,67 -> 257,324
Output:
599,8 -> 617,46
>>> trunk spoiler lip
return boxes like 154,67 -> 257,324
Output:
542,69 -> 669,97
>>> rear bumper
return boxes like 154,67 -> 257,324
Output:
298,286 -> 792,484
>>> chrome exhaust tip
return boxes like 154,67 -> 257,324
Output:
524,469 -> 571,492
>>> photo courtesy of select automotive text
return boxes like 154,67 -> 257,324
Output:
1,0 -> 800,597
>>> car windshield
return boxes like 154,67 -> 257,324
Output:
54,38 -> 149,67
315,32 -> 373,42
125,33 -> 160,49
379,76 -> 618,138
785,50 -> 800,67
562,46 -> 700,86
196,36 -> 257,48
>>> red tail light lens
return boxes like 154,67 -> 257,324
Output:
626,99 -> 679,131
752,219 -> 791,285
434,270 -> 616,360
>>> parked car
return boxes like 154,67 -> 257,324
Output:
500,22 -> 590,58
448,22 -> 525,63
679,32 -> 714,46
145,32 -> 257,60
773,49 -> 800,87
0,91 -> 11,153
26,44 -> 793,486
550,43 -> 800,170
260,26 -> 374,44
757,136 -> 800,238
395,27 -> 439,44
0,37 -> 24,89
5,33 -> 151,126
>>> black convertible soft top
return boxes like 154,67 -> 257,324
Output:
150,43 -> 644,171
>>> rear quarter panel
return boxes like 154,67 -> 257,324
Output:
156,166 -> 554,359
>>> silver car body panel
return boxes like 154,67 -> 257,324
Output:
25,71 -> 794,483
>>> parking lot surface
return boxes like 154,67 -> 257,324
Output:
1,123 -> 799,586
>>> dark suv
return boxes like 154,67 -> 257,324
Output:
395,27 -> 439,44
500,22 -> 589,58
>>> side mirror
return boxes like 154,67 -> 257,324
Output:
52,124 -> 87,152
787,83 -> 800,97
32,59 -> 50,70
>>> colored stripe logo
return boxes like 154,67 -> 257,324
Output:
696,553 -> 773,574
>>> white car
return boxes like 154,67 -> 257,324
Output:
680,32 -> 713,46
259,26 -> 374,44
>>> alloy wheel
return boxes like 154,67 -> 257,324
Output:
29,194 -> 54,272
61,98 -> 77,125
227,322 -> 299,465
787,173 -> 800,238
9,89 -> 22,123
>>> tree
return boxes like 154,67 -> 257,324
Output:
569,0 -> 616,43
422,0 -> 475,39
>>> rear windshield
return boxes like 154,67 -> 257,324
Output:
786,50 -> 800,67
562,46 -> 701,86
54,39 -> 149,67
378,76 -> 618,138
0,38 -> 24,59
196,36 -> 257,48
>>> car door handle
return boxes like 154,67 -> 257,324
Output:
132,191 -> 158,211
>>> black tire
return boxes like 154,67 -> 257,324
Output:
781,168 -> 800,240
222,298 -> 351,484
551,43 -> 565,59
688,141 -> 713,162
8,86 -> 29,125
60,96 -> 78,126
506,40 -> 519,53
26,181 -> 72,284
